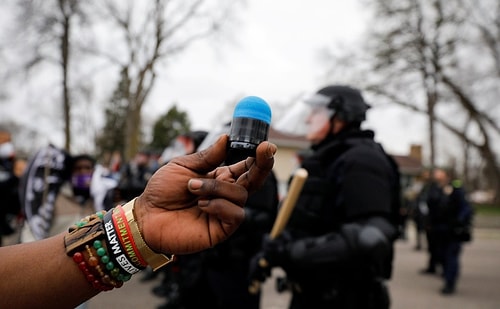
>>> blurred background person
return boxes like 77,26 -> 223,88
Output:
0,126 -> 22,246
404,169 -> 431,251
20,149 -> 117,242
423,167 -> 473,295
116,149 -> 156,203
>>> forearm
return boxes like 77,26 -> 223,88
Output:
0,233 -> 99,308
289,219 -> 395,267
0,198 -> 172,308
289,231 -> 353,267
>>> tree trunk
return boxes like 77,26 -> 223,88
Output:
427,91 -> 437,169
60,8 -> 71,152
125,104 -> 142,161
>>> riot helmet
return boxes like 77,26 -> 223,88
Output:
307,85 -> 370,123
274,85 -> 370,137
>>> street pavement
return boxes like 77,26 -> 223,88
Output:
85,223 -> 500,308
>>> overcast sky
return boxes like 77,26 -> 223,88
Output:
1,0 -> 428,156
144,0 -> 426,156
149,0 -> 370,124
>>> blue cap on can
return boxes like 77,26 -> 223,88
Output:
233,96 -> 272,125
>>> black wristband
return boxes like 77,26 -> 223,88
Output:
102,210 -> 142,275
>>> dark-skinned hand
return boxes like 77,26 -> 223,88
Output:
134,134 -> 277,255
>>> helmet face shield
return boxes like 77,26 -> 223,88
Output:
303,92 -> 332,108
306,106 -> 333,138
274,94 -> 334,136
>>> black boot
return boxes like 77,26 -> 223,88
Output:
420,267 -> 436,275
441,283 -> 455,295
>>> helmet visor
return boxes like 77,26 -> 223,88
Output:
303,92 -> 332,108
274,94 -> 334,136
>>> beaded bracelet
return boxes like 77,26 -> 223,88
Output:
65,198 -> 175,292
92,239 -> 131,283
65,210 -> 127,291
72,249 -> 114,292
68,210 -> 106,233
72,244 -> 123,291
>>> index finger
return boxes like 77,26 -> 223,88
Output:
234,141 -> 276,193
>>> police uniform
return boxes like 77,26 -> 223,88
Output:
251,85 -> 401,309
426,177 -> 473,294
281,128 -> 399,309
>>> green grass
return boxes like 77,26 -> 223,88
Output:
474,204 -> 500,216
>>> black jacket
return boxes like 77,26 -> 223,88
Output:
282,129 -> 401,288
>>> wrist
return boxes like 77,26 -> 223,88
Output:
63,198 -> 175,293
121,198 -> 174,271
103,208 -> 146,272
132,195 -> 148,234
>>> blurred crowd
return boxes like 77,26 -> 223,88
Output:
0,84 -> 475,309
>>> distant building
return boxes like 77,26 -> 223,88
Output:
268,127 -> 309,197
392,144 -> 424,188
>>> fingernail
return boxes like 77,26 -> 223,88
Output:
188,179 -> 203,190
267,143 -> 277,158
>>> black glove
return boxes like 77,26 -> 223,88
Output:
248,251 -> 272,284
249,233 -> 291,282
248,232 -> 292,283
261,232 -> 292,266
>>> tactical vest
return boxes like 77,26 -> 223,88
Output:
287,133 -> 401,239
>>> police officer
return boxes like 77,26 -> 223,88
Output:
425,167 -> 473,295
249,85 -> 401,309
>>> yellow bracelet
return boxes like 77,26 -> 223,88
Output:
122,198 -> 174,271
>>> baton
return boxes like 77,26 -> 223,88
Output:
248,168 -> 308,294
